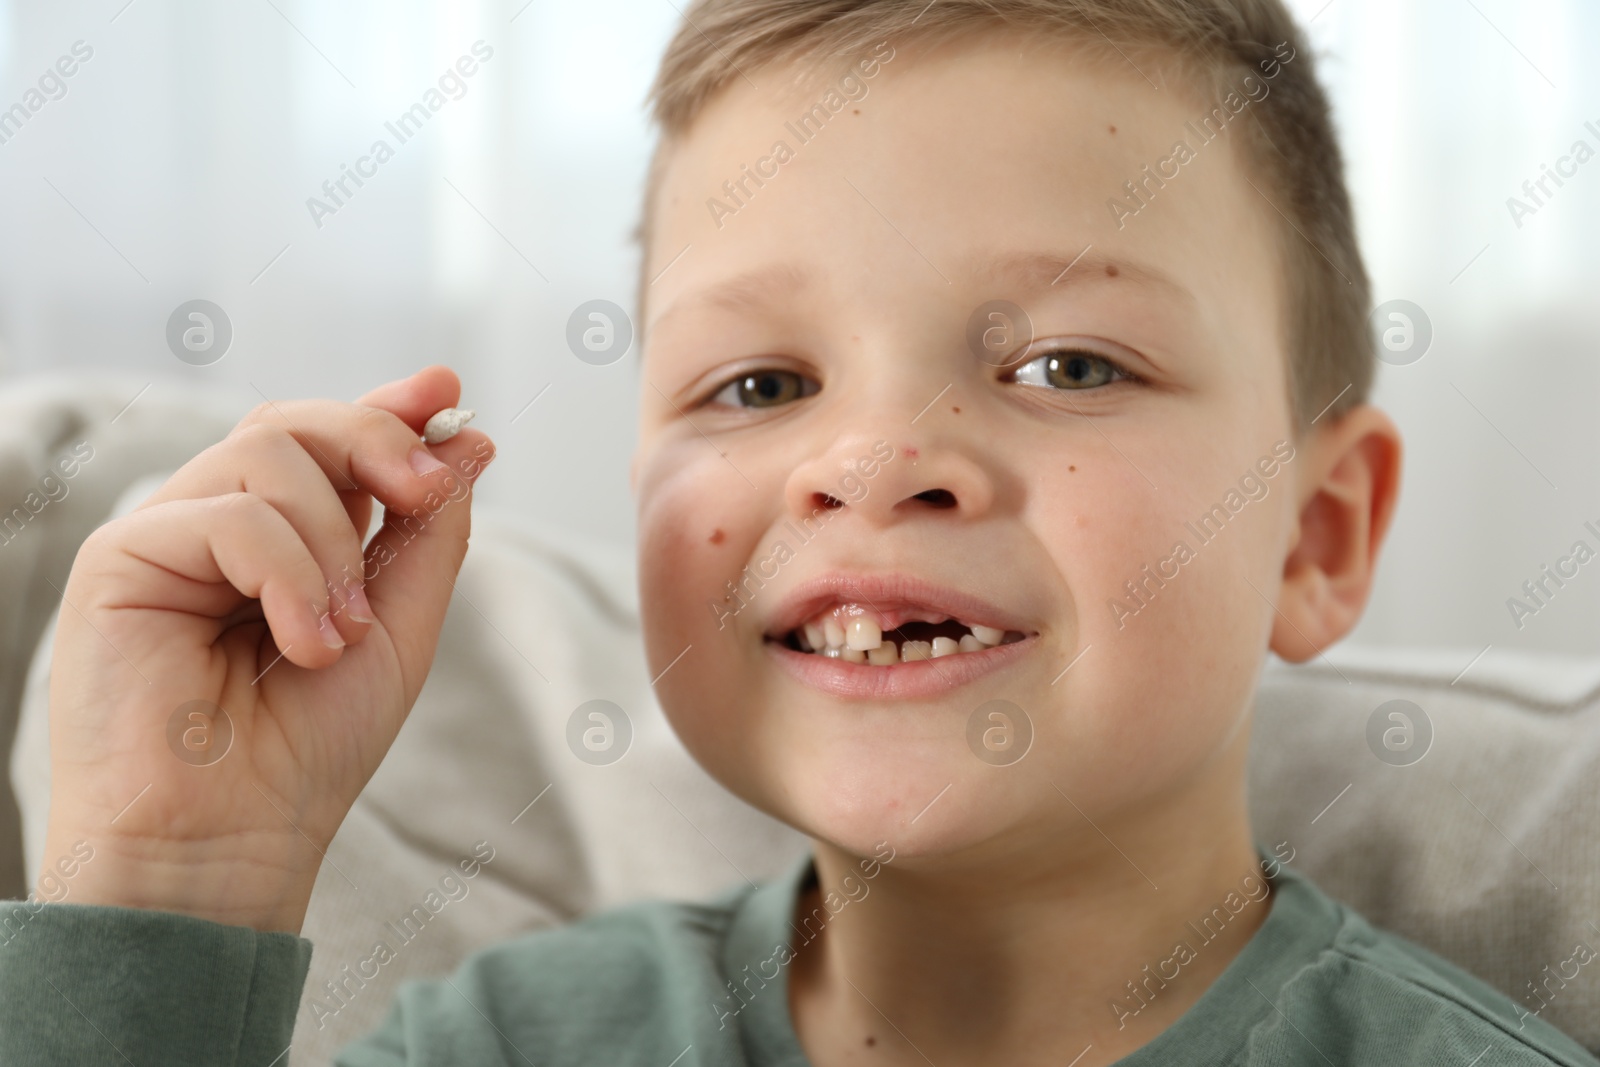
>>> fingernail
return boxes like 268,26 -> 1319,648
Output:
317,609 -> 345,649
409,447 -> 448,476
345,584 -> 375,624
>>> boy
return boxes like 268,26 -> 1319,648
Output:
2,0 -> 1596,1064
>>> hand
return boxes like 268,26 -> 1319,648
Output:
38,366 -> 493,933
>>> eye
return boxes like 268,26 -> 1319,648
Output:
707,368 -> 820,409
1008,348 -> 1131,391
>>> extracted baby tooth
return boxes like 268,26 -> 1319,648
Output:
846,617 -> 883,651
866,642 -> 899,666
823,616 -> 846,649
803,621 -> 826,652
841,646 -> 866,663
422,407 -> 476,444
958,634 -> 984,653
931,636 -> 959,658
900,640 -> 933,661
969,624 -> 1005,646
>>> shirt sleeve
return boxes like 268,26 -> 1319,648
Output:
0,897 -> 313,1066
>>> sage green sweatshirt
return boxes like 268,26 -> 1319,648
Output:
1,845 -> 1596,1066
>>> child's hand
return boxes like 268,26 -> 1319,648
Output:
37,366 -> 493,934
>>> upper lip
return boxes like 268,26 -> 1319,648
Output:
762,572 -> 1038,639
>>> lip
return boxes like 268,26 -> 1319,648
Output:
762,572 -> 1039,639
765,633 -> 1038,700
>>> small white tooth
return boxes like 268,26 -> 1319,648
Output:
824,616 -> 846,648
866,642 -> 899,666
931,636 -> 959,658
900,640 -> 933,661
958,634 -> 984,653
795,629 -> 813,652
846,617 -> 883,651
821,646 -> 842,659
970,624 -> 1005,646
841,646 -> 866,663
803,621 -> 826,651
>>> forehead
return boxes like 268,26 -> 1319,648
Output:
642,31 -> 1281,357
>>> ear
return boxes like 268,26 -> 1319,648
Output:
1270,404 -> 1403,662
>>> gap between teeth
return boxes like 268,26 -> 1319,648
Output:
795,609 -> 1012,665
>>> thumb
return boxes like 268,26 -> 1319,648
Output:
359,424 -> 495,701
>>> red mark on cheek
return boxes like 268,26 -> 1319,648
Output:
709,528 -> 726,545
904,446 -> 919,459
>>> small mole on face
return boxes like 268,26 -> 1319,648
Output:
865,1035 -> 877,1047
1069,465 -> 1076,472
1105,264 -> 1119,278
952,406 -> 961,414
854,108 -> 861,115
1108,124 -> 1117,134
709,528 -> 725,545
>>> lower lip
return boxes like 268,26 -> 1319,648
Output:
764,636 -> 1037,700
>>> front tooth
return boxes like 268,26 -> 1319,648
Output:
958,634 -> 984,653
969,624 -> 1005,646
931,636 -> 959,658
846,617 -> 883,651
803,621 -> 826,651
900,640 -> 933,661
823,616 -> 846,648
866,642 -> 899,666
840,646 -> 866,663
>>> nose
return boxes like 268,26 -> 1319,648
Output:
783,428 -> 996,528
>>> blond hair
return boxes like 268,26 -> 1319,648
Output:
636,0 -> 1372,430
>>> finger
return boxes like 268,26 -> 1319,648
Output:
91,493 -> 349,671
355,365 -> 461,435
144,400 -> 467,563
167,424 -> 376,642
358,425 -> 496,701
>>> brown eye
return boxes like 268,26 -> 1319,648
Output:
710,369 -> 820,409
1011,350 -> 1124,390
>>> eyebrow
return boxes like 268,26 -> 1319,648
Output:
648,262 -> 812,336
648,248 -> 1191,335
974,249 -> 1194,302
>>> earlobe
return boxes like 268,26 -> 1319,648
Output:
1268,405 -> 1403,663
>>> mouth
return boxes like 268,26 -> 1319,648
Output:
769,609 -> 1027,666
760,572 -> 1040,697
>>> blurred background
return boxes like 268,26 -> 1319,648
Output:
0,0 -> 1596,659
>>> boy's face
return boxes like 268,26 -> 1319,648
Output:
632,34 -> 1301,861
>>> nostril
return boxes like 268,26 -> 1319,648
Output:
815,492 -> 845,510
914,489 -> 957,508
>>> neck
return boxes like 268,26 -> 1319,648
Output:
786,736 -> 1272,1065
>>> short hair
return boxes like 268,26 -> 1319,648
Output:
636,0 -> 1372,430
